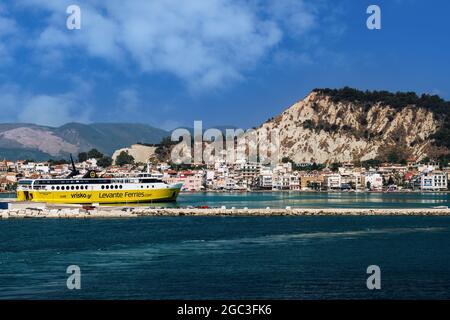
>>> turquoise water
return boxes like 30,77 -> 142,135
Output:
2,191 -> 450,209
2,191 -> 450,299
1,216 -> 450,299
173,192 -> 450,209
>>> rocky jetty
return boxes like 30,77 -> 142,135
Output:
1,206 -> 450,219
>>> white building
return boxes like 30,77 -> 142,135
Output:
364,172 -> 383,190
289,173 -> 300,190
35,163 -> 50,174
324,174 -> 341,190
224,177 -> 237,190
84,158 -> 98,169
20,162 -> 36,171
272,173 -> 290,190
157,162 -> 171,171
257,167 -> 273,189
420,172 -> 448,190
418,163 -> 440,173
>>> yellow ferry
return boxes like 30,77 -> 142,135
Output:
16,154 -> 183,204
16,172 -> 183,205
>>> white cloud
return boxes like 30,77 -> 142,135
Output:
263,0 -> 318,37
0,84 -> 21,121
118,88 -> 140,113
0,9 -> 19,66
0,43 -> 11,65
0,83 -> 92,127
0,16 -> 17,37
18,94 -> 91,127
19,0 -> 334,90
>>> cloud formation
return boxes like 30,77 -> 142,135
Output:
0,84 -> 92,127
19,0 -> 328,90
18,94 -> 91,127
0,0 -> 346,126
118,88 -> 140,113
0,7 -> 19,66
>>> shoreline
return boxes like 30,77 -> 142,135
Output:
2,206 -> 450,219
3,189 -> 450,198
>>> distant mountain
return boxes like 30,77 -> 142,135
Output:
0,123 -> 169,161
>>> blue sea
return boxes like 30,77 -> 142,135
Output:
1,192 -> 450,299
173,191 -> 450,209
1,215 -> 450,299
2,191 -> 450,209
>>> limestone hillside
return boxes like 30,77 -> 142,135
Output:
254,88 -> 450,164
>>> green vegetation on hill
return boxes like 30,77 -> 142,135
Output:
313,87 -> 450,151
155,136 -> 177,162
115,151 -> 135,166
77,148 -> 113,168
314,87 -> 449,112
56,123 -> 169,155
0,148 -> 53,161
281,157 -> 325,171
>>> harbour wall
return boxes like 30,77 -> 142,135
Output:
1,203 -> 450,219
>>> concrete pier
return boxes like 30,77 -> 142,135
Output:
1,203 -> 450,219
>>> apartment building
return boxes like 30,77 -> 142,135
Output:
420,172 -> 448,191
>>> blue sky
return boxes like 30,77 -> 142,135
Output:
0,0 -> 449,130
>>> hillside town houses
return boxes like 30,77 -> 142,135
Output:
1,157 -> 450,193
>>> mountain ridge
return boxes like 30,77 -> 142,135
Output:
0,122 -> 169,161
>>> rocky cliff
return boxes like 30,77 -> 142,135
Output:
254,88 -> 449,164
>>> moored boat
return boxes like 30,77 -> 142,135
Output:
16,156 -> 182,204
16,175 -> 182,204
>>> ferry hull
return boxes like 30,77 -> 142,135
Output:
16,187 -> 181,204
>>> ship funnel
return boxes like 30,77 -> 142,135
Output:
66,154 -> 80,178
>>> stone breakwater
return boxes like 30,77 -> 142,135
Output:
1,207 -> 450,219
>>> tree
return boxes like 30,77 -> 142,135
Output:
387,151 -> 400,164
115,151 -> 134,166
87,149 -> 104,159
97,156 -> 113,168
155,136 -> 176,162
361,158 -> 381,169
329,162 -> 341,172
5,183 -> 17,191
78,152 -> 88,163
388,176 -> 395,186
48,159 -> 69,165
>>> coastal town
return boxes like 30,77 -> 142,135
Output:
1,144 -> 449,193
